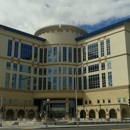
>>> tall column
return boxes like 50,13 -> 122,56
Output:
95,110 -> 99,119
65,99 -> 69,118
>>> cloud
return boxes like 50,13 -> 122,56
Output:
0,0 -> 130,34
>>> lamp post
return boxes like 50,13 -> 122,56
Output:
75,63 -> 86,127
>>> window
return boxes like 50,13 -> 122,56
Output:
48,47 -> 52,62
44,68 -> 46,75
78,48 -> 81,63
78,68 -> 81,75
14,41 -> 18,58
107,61 -> 111,69
33,77 -> 37,90
68,47 -> 72,62
88,64 -> 99,73
54,47 -> 57,62
54,67 -> 57,74
53,77 -> 57,90
44,48 -> 47,63
43,78 -> 46,90
69,77 -> 72,90
103,100 -> 105,103
88,42 -> 98,60
123,98 -> 126,102
74,48 -> 77,63
83,46 -> 86,61
101,62 -> 105,70
6,62 -> 11,70
97,100 -> 100,103
63,77 -> 66,90
63,67 -> 66,74
118,98 -> 121,103
85,101 -> 87,104
48,77 -> 51,90
63,47 -> 66,62
89,74 -> 100,89
102,73 -> 106,87
39,68 -> 42,75
14,100 -> 18,105
34,67 -> 37,74
83,67 -> 86,74
12,74 -> 17,89
34,47 -> 38,62
20,43 -> 32,61
106,38 -> 111,55
68,67 -> 72,74
100,40 -> 104,57
108,99 -> 111,103
9,100 -> 12,104
89,100 -> 91,104
39,48 -> 43,63
7,39 -> 12,56
5,73 -> 10,88
78,77 -> 82,90
83,76 -> 87,89
48,68 -> 51,74
13,63 -> 17,71
108,72 -> 113,87
20,65 -> 31,73
59,67 -> 61,74
59,77 -> 61,90
59,47 -> 61,62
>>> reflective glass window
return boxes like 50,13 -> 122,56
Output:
20,64 -> 31,73
44,48 -> 47,63
83,76 -> 87,89
63,67 -> 66,74
59,77 -> 61,90
20,43 -> 32,61
5,73 -> 10,88
38,78 -> 42,90
69,77 -> 72,90
12,74 -> 17,89
78,77 -> 82,90
43,78 -> 46,90
78,68 -> 81,75
48,68 -> 51,74
54,47 -> 57,62
6,62 -> 11,70
68,47 -> 72,62
107,61 -> 111,69
34,67 -> 37,74
74,48 -> 77,63
83,67 -> 86,74
63,77 -> 66,90
88,64 -> 99,73
34,47 -> 38,62
44,68 -> 46,75
108,72 -> 113,86
63,47 -> 66,62
48,47 -> 52,62
88,42 -> 98,60
53,77 -> 57,90
106,38 -> 111,55
68,67 -> 72,74
39,68 -> 42,75
59,67 -> 61,74
101,63 -> 105,70
123,98 -> 126,102
59,47 -> 61,62
102,73 -> 106,87
54,67 -> 57,74
100,40 -> 104,57
83,46 -> 86,61
33,77 -> 37,90
14,41 -> 18,58
89,74 -> 100,89
39,48 -> 43,63
78,48 -> 81,63
13,63 -> 17,71
48,77 -> 51,90
7,39 -> 12,56
18,75 -> 31,90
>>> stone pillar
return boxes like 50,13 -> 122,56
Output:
117,110 -> 121,120
95,110 -> 99,119
14,110 -> 17,119
65,99 -> 69,119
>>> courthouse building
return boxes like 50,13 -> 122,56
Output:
0,18 -> 130,120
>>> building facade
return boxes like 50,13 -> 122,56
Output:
0,18 -> 130,120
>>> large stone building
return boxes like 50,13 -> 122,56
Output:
0,18 -> 130,120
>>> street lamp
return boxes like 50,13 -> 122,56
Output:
75,63 -> 86,127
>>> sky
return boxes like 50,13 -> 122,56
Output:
0,0 -> 130,34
